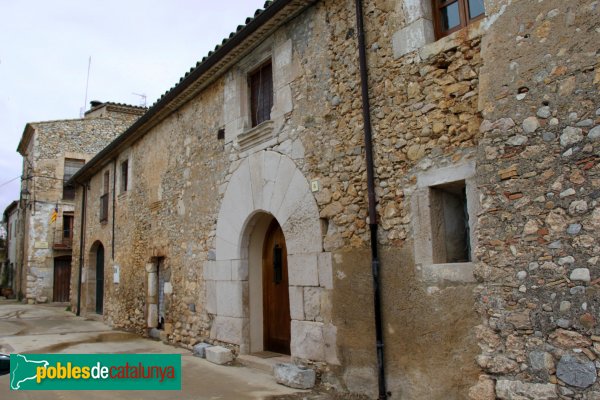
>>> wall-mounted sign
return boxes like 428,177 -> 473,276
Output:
113,264 -> 120,284
310,179 -> 320,192
34,241 -> 48,249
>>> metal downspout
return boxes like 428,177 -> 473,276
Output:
111,159 -> 116,259
354,0 -> 387,398
76,182 -> 87,316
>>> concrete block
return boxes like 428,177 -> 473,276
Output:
291,320 -> 325,361
148,328 -> 160,339
192,343 -> 213,358
205,280 -> 217,314
318,252 -> 333,289
268,157 -> 298,217
147,304 -> 158,328
288,253 -> 319,287
231,259 -> 248,281
289,286 -> 304,320
214,260 -> 233,281
216,280 -> 244,318
205,346 -> 234,365
323,323 -> 340,365
210,316 -> 245,345
203,261 -> 216,280
275,169 -> 309,226
274,363 -> 316,389
392,18 -> 435,59
249,151 -> 265,209
273,39 -> 293,85
402,0 -> 433,24
303,287 -> 322,321
283,193 -> 323,255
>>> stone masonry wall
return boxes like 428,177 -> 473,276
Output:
23,107 -> 142,301
471,0 -> 600,398
71,0 -> 600,398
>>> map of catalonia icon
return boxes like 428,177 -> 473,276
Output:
10,354 -> 49,390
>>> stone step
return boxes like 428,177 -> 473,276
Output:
237,353 -> 291,374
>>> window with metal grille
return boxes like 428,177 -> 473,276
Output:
63,159 -> 85,200
432,0 -> 485,39
120,160 -> 129,193
100,171 -> 109,223
249,61 -> 273,127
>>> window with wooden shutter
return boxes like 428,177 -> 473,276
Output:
249,61 -> 273,127
432,0 -> 485,39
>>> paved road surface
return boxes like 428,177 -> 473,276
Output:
0,300 -> 303,399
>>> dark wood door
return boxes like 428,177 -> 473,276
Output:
53,257 -> 72,302
262,220 -> 291,354
96,245 -> 104,314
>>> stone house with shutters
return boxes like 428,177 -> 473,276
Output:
68,0 -> 600,398
14,102 -> 145,303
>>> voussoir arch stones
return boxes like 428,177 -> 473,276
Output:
216,150 -> 322,259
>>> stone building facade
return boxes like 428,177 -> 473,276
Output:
69,0 -> 600,398
16,102 -> 145,302
2,201 -> 20,297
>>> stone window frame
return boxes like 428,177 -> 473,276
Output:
411,161 -> 479,283
120,159 -> 129,194
392,0 -> 486,60
223,37 -> 294,154
116,151 -> 132,200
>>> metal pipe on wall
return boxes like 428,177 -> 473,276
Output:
354,0 -> 387,398
76,182 -> 87,316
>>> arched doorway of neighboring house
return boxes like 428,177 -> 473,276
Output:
262,218 -> 291,354
53,256 -> 71,302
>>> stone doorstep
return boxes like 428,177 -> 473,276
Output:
237,353 -> 292,373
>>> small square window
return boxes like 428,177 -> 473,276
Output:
433,0 -> 485,40
429,180 -> 471,263
249,61 -> 273,127
411,162 -> 479,283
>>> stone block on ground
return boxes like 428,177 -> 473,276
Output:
274,363 -> 316,389
205,345 -> 233,365
148,328 -> 161,339
193,342 -> 213,358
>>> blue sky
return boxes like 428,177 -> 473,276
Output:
0,0 -> 266,214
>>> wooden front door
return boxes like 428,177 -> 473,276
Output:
262,219 -> 291,354
53,256 -> 72,302
95,245 -> 104,314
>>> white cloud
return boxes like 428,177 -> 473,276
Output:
0,0 -> 265,213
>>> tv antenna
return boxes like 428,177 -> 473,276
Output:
80,56 -> 92,117
132,92 -> 147,107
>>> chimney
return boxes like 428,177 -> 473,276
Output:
90,100 -> 103,109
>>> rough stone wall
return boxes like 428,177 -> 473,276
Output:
70,0 -> 600,398
71,83 -> 228,339
471,0 -> 600,398
21,107 -> 142,301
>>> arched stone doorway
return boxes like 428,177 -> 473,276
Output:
206,150 -> 339,363
87,241 -> 105,315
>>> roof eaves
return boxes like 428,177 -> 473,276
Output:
69,0 -> 316,185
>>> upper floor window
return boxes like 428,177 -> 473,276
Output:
63,158 -> 85,200
100,171 -> 110,223
433,0 -> 485,39
120,160 -> 129,193
249,61 -> 273,127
